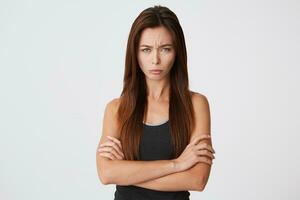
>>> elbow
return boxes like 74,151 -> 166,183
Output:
96,157 -> 113,185
194,181 -> 206,192
194,177 -> 208,192
97,167 -> 111,185
190,163 -> 212,191
195,183 -> 205,192
96,156 -> 130,186
98,171 -> 111,185
98,169 -> 129,186
97,162 -> 118,185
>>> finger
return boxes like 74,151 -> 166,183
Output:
98,152 -> 116,160
106,136 -> 123,149
196,149 -> 213,159
196,142 -> 215,153
190,135 -> 211,146
197,149 -> 215,159
99,146 -> 124,160
203,145 -> 215,154
106,136 -> 125,157
98,147 -> 123,160
110,147 -> 123,160
100,141 -> 125,157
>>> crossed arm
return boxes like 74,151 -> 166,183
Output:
133,159 -> 212,191
96,137 -> 212,191
96,94 -> 214,192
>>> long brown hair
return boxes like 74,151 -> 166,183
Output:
117,5 -> 195,160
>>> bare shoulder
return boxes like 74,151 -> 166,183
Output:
189,91 -> 211,140
104,97 -> 121,126
190,91 -> 210,111
105,97 -> 121,113
98,97 -> 121,146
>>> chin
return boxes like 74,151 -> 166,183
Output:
146,74 -> 166,81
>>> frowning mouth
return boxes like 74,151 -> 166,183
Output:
149,70 -> 163,75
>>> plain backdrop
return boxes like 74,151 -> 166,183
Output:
0,0 -> 299,199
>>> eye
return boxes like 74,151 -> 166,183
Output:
161,48 -> 171,52
141,48 -> 151,53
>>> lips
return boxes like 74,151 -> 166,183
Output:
149,69 -> 163,75
150,69 -> 162,72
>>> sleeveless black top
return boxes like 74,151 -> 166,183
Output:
114,120 -> 190,200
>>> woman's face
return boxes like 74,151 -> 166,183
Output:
137,26 -> 176,81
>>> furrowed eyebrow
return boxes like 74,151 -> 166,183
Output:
140,44 -> 173,48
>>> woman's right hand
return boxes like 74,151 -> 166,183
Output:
97,136 -> 125,160
173,135 -> 215,172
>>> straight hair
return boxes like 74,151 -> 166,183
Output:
117,5 -> 195,160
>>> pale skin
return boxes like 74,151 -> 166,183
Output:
96,26 -> 216,191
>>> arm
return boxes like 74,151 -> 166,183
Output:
134,93 -> 214,192
96,98 -> 181,185
100,134 -> 213,191
134,162 -> 208,191
96,94 -> 214,190
98,157 -> 180,185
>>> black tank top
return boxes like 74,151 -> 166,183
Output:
114,120 -> 190,200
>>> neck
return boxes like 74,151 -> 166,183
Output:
146,77 -> 170,102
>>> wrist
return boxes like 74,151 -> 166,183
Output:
171,159 -> 181,172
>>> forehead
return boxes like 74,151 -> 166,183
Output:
139,26 -> 173,45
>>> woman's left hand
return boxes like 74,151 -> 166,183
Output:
97,136 -> 125,160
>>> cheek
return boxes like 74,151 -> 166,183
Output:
137,54 -> 150,70
163,54 -> 176,68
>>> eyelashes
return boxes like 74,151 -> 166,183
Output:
141,48 -> 172,53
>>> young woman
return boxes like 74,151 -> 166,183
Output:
96,5 -> 216,200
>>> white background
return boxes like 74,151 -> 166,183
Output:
0,0 -> 299,199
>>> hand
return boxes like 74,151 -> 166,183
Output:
97,136 -> 125,160
173,135 -> 215,172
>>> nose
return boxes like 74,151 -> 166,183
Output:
152,49 -> 160,65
